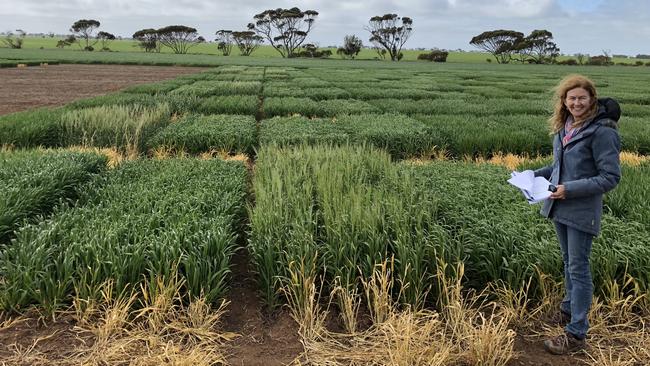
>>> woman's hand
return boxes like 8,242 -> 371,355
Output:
550,184 -> 566,199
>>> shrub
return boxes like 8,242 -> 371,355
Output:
587,55 -> 613,66
557,59 -> 578,66
417,50 -> 449,62
294,44 -> 333,58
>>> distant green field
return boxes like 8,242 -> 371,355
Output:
16,36 -> 490,62
10,36 -> 646,65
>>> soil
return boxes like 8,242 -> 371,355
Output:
0,64 -> 208,115
221,248 -> 303,366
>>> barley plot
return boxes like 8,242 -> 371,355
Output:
0,149 -> 107,243
0,158 -> 247,313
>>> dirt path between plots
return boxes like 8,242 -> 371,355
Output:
0,64 -> 209,115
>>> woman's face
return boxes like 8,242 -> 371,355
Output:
564,87 -> 593,120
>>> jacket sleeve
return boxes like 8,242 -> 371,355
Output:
534,134 -> 557,179
563,127 -> 621,199
534,165 -> 552,180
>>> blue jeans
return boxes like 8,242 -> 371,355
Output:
554,221 -> 594,340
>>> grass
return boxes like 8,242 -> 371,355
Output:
414,114 -> 552,158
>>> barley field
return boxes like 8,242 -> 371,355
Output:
1,61 -> 650,365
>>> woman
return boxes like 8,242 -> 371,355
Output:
534,74 -> 621,355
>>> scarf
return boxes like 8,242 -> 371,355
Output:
563,116 -> 580,146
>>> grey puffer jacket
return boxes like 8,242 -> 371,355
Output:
534,98 -> 621,236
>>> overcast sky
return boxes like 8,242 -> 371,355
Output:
1,0 -> 648,55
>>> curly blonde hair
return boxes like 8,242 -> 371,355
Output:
549,74 -> 599,134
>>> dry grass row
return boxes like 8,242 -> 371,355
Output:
1,263 -> 649,365
1,274 -> 235,366
285,258 -> 650,366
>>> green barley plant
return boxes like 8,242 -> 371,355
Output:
0,149 -> 107,243
249,144 -> 449,310
618,117 -> 650,155
198,95 -> 260,116
619,103 -> 650,118
122,79 -> 190,95
59,103 -> 171,154
367,98 -> 550,116
262,97 -> 320,118
259,114 -> 437,159
604,163 -> 650,229
411,160 -> 650,300
300,88 -> 351,101
415,114 -> 552,158
147,114 -> 257,155
0,158 -> 247,313
262,83 -> 307,98
0,107 -> 66,147
171,81 -> 262,97
291,77 -> 332,88
66,93 -> 159,110
340,87 -> 441,100
259,116 -> 350,147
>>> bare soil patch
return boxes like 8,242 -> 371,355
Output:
221,248 -> 303,366
0,64 -> 208,115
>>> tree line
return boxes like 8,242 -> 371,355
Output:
8,9 -> 421,61
469,29 -> 559,64
6,10 -> 646,65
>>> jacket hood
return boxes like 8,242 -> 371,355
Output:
595,97 -> 621,126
